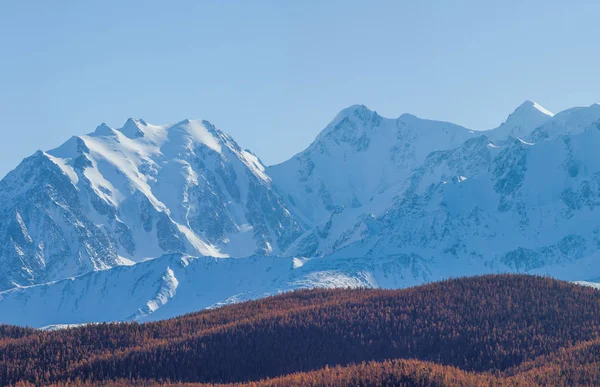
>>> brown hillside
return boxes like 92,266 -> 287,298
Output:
2,274 -> 600,386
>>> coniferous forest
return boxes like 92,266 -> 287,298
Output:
3,274 -> 600,386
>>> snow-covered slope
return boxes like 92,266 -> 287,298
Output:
303,124 -> 600,283
0,119 -> 303,290
483,100 -> 554,142
0,246 -> 596,328
277,101 -> 556,257
0,252 -> 432,328
268,105 -> 478,225
530,103 -> 600,140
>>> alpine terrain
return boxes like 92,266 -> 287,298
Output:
2,100 -> 600,327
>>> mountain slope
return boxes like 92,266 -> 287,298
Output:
483,100 -> 554,142
272,101 -> 560,257
0,252 -> 432,328
0,119 -> 303,290
322,124 -> 600,277
283,103 -> 600,279
268,105 -> 478,226
531,103 -> 600,140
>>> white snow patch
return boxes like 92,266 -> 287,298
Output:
517,137 -> 535,146
14,211 -> 32,243
177,224 -> 227,258
45,153 -> 79,185
184,120 -> 222,154
292,257 -> 310,269
39,323 -> 97,331
532,101 -> 555,117
574,280 -> 600,290
240,150 -> 271,182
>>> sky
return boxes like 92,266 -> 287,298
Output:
1,0 -> 600,178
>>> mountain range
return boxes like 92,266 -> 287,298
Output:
2,100 -> 600,327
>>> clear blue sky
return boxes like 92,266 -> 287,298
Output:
1,0 -> 599,178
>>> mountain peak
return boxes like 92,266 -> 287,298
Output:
119,118 -> 146,139
171,118 -> 219,135
341,104 -> 375,118
344,104 -> 372,113
398,112 -> 419,121
93,123 -> 116,137
314,105 -> 380,143
486,101 -> 554,141
330,104 -> 377,124
514,100 -> 554,118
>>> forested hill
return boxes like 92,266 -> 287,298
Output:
4,274 -> 600,387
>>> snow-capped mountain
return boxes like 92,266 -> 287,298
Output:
483,100 -> 554,142
268,105 -> 478,226
288,103 -> 600,283
0,118 -> 302,290
3,100 -> 600,327
277,101 -> 561,257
